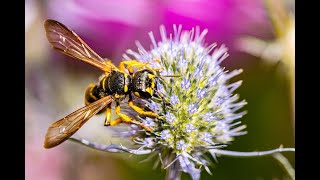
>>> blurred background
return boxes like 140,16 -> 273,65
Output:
25,0 -> 295,179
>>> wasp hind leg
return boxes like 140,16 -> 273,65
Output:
107,100 -> 154,132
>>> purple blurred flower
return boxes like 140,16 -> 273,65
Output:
46,0 -> 270,63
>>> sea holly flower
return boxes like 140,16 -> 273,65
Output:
70,25 -> 295,179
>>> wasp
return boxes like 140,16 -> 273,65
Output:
43,19 -> 166,149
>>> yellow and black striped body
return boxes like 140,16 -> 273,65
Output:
85,83 -> 101,106
85,69 -> 156,107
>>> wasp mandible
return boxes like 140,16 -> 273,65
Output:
43,19 -> 165,149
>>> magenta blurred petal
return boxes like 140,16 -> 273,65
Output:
46,0 -> 270,61
46,0 -> 165,62
162,0 -> 271,53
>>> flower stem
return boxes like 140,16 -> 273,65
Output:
166,155 -> 181,180
272,153 -> 295,180
68,137 -> 152,154
211,146 -> 295,157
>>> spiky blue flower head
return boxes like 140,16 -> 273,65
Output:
122,25 -> 247,179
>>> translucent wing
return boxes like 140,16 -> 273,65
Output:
44,19 -> 115,72
44,96 -> 113,148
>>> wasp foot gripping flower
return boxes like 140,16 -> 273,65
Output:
70,25 -> 295,180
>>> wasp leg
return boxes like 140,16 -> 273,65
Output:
105,59 -> 118,69
104,103 -> 112,126
119,60 -> 135,75
108,100 -> 153,132
119,59 -> 163,73
103,60 -> 118,76
110,116 -> 153,132
108,117 -> 122,126
128,95 -> 159,118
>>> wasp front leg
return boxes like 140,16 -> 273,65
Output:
119,59 -> 163,74
108,100 -> 154,132
128,94 -> 159,118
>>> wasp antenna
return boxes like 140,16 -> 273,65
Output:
160,75 -> 181,78
154,75 -> 180,84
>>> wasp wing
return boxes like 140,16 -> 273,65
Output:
44,96 -> 113,148
44,19 -> 114,72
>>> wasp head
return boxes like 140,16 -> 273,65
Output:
132,69 -> 156,99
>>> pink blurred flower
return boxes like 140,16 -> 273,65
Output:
46,0 -> 271,63
25,140 -> 67,180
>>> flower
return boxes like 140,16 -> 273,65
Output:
120,25 -> 247,179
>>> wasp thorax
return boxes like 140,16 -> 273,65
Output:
132,69 -> 156,99
100,71 -> 132,95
